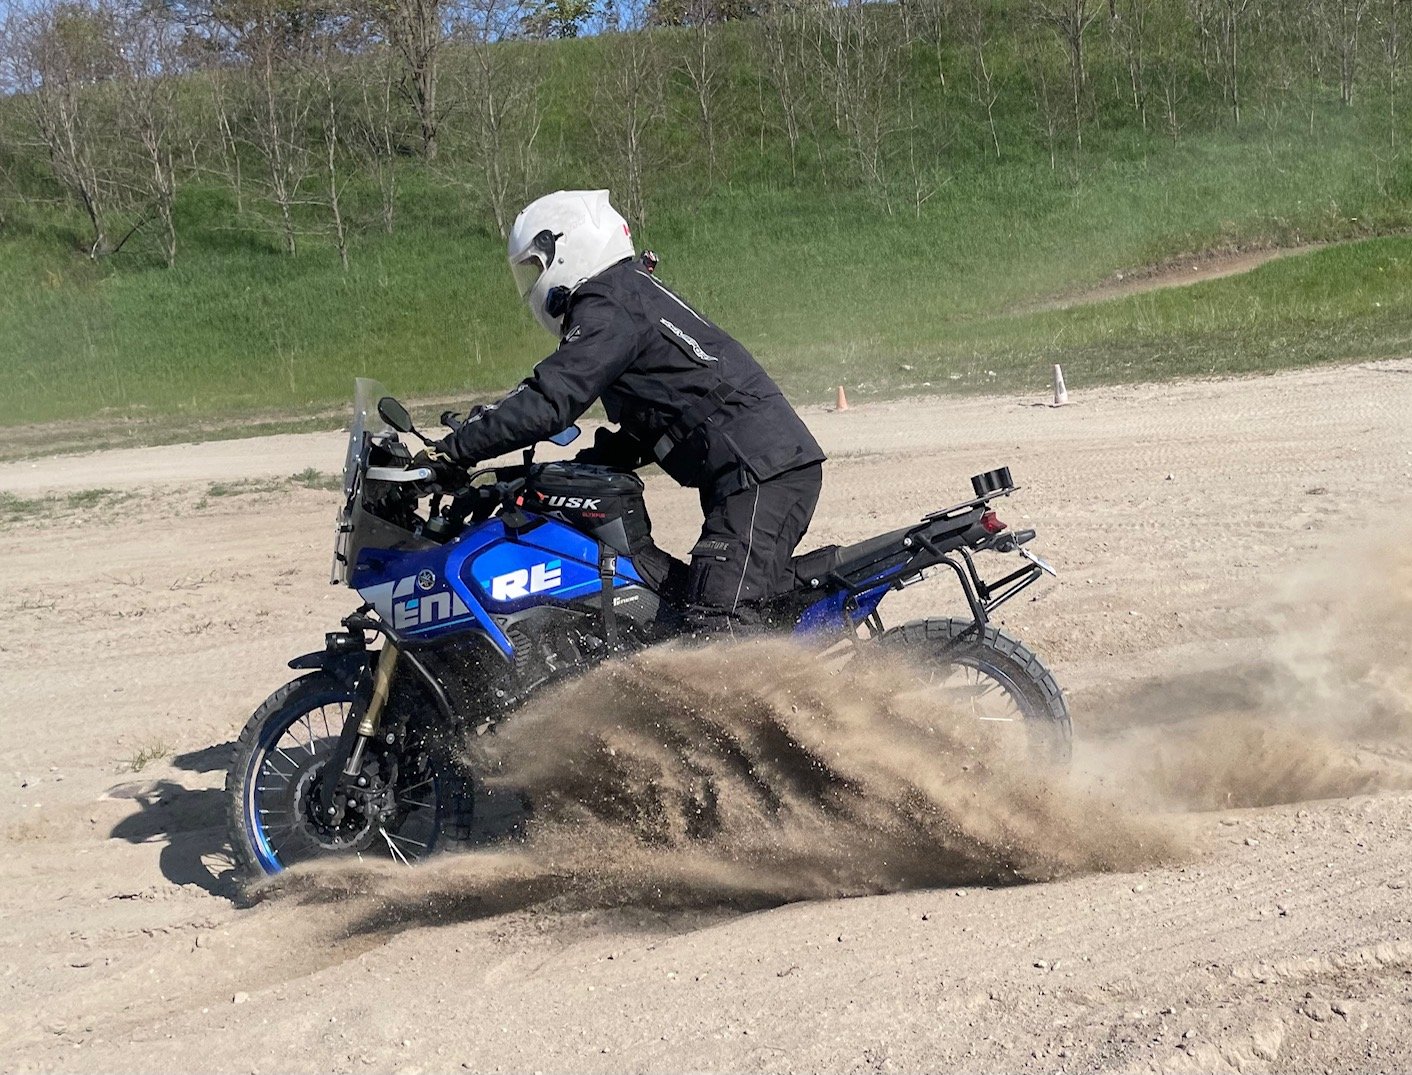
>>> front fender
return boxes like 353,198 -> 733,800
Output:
288,647 -> 370,693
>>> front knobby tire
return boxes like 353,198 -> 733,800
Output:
880,617 -> 1072,765
225,672 -> 476,879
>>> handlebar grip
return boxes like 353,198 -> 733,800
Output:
440,410 -> 463,430
1014,529 -> 1037,546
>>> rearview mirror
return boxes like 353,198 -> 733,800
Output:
547,425 -> 582,447
377,396 -> 414,434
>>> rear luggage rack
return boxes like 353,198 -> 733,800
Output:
797,467 -> 1045,639
922,467 -> 1019,523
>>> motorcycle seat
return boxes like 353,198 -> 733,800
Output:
789,524 -> 915,589
834,524 -> 917,570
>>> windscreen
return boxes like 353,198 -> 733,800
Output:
344,378 -> 395,501
333,378 -> 396,585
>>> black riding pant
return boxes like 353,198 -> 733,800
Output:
684,463 -> 823,633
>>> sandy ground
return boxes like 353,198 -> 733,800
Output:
3,360 -> 1412,1074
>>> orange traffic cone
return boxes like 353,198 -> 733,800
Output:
835,385 -> 850,412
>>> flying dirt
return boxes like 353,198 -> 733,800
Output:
271,640 -> 1182,928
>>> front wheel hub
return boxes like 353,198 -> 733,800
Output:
294,762 -> 380,852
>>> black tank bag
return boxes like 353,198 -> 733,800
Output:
525,462 -> 651,556
526,462 -> 654,650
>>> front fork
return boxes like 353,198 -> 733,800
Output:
318,643 -> 400,826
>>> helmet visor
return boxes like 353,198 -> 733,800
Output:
511,255 -> 543,297
509,229 -> 558,297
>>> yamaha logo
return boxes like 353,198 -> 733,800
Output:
416,569 -> 436,591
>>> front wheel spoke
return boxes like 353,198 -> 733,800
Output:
274,746 -> 303,769
381,828 -> 412,865
260,759 -> 294,780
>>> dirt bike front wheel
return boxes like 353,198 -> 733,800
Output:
879,617 -> 1072,765
225,672 -> 473,879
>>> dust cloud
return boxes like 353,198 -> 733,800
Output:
272,640 -> 1181,925
1081,536 -> 1412,810
271,541 -> 1412,925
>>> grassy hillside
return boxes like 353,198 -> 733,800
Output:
2,5 -> 1411,435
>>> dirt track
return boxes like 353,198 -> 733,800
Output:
3,361 -> 1412,1074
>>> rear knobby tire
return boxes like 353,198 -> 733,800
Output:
880,617 -> 1072,765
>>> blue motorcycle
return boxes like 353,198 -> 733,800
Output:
226,380 -> 1070,877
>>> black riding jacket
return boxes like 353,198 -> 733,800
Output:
439,258 -> 825,498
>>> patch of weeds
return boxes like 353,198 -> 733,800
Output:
0,491 -> 49,521
289,467 -> 342,492
64,487 -> 130,509
0,487 -> 129,523
127,739 -> 171,773
206,478 -> 284,497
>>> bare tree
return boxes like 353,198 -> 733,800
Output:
446,15 -> 546,238
1023,25 -> 1064,167
312,53 -> 350,269
1320,0 -> 1372,105
114,8 -> 184,266
757,0 -> 811,180
1108,0 -> 1152,131
208,62 -> 247,215
0,13 -> 22,232
1377,0 -> 1409,146
352,42 -> 403,233
1029,0 -> 1103,150
367,0 -> 447,159
239,11 -> 316,255
1190,0 -> 1253,124
813,0 -> 906,205
677,0 -> 725,184
592,26 -> 664,227
10,0 -> 126,257
957,0 -> 1002,158
1293,0 -> 1327,132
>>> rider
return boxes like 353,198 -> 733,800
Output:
425,189 -> 825,634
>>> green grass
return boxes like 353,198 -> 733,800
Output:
4,117 -> 1404,429
204,471 -> 342,498
2,7 -> 1410,439
0,492 -> 48,520
205,477 -> 285,497
126,739 -> 171,773
828,236 -> 1412,397
289,467 -> 343,491
0,488 -> 133,521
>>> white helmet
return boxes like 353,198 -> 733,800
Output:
508,190 -> 635,336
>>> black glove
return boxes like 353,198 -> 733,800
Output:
574,427 -> 645,470
411,446 -> 467,489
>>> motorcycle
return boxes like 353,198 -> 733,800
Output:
226,379 -> 1070,878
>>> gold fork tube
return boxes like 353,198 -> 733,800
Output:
358,644 -> 400,738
